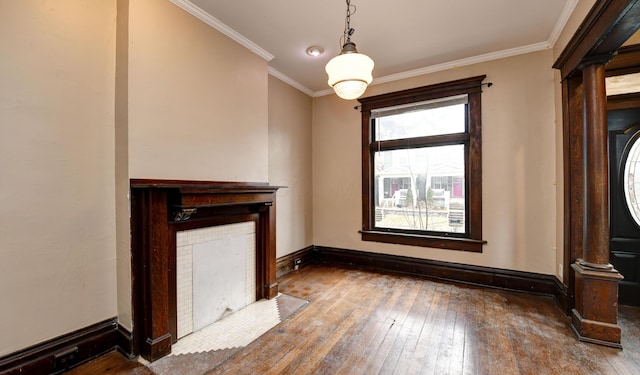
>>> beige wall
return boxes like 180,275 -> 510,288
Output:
128,0 -> 269,182
115,0 -> 132,331
313,50 -> 558,275
0,0 -> 117,356
268,76 -> 314,257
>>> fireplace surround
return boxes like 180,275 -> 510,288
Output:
130,179 -> 281,361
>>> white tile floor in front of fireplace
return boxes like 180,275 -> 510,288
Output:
176,222 -> 256,339
169,294 -> 281,355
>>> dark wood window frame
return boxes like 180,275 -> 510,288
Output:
358,75 -> 487,252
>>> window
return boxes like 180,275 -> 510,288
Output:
358,76 -> 486,252
624,132 -> 640,227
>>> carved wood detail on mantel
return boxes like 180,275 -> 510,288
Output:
130,179 -> 282,362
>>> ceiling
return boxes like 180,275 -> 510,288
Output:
173,0 -> 577,96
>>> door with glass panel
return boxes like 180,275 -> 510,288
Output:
609,106 -> 640,306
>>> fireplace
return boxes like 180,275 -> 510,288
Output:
130,179 -> 281,361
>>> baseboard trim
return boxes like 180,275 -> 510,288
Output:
0,318 -> 119,375
314,246 -> 568,308
0,246 -> 567,374
276,245 -> 316,278
116,324 -> 134,360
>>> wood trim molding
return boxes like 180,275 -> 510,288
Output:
359,231 -> 484,252
608,92 -> 640,110
553,0 -> 640,79
358,75 -> 486,252
130,178 -> 276,189
358,75 -> 486,110
606,44 -> 640,77
276,246 -> 316,278
116,324 -> 134,360
562,75 -> 586,315
314,246 -> 568,309
0,318 -> 119,375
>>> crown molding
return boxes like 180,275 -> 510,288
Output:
314,88 -> 336,98
313,41 -> 551,97
268,67 -> 315,97
548,0 -> 580,47
169,0 -> 274,62
170,0 -> 579,99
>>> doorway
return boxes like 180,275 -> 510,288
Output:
609,106 -> 640,306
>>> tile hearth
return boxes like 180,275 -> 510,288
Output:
147,293 -> 308,375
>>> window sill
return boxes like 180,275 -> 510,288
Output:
360,230 -> 486,252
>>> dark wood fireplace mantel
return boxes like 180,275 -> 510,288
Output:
130,179 -> 281,361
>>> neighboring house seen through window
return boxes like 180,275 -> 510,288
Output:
358,76 -> 487,252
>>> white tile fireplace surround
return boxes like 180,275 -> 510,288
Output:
176,222 -> 256,339
130,180 -> 280,361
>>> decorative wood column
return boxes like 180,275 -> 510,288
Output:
553,0 -> 640,350
570,60 -> 623,347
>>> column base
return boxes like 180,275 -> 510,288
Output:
571,309 -> 622,348
571,261 -> 623,348
141,333 -> 172,362
265,282 -> 279,299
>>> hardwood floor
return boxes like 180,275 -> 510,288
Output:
69,264 -> 640,374
64,351 -> 152,375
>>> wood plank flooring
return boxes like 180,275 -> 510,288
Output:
69,264 -> 640,374
65,351 -> 152,375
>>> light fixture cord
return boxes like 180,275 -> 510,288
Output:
340,0 -> 357,48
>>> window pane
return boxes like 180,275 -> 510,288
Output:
624,136 -> 640,227
375,102 -> 466,141
373,144 -> 466,234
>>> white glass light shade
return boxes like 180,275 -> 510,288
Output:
333,80 -> 369,100
325,52 -> 374,100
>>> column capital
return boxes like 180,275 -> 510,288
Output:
578,52 -> 616,70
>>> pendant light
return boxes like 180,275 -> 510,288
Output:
325,0 -> 374,100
